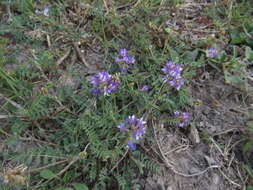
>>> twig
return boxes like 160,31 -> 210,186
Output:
30,159 -> 68,173
73,42 -> 95,70
34,143 -> 90,189
103,0 -> 109,13
116,1 -> 138,10
164,145 -> 189,156
152,120 -> 220,177
19,136 -> 56,147
6,0 -> 12,22
0,115 -> 12,119
209,137 -> 225,157
46,34 -> 51,48
56,48 -> 72,66
55,157 -> 79,177
212,127 -> 241,136
218,168 -> 241,187
31,51 -> 51,83
0,93 -> 24,110
110,149 -> 129,173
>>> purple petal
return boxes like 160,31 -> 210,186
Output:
43,6 -> 49,17
35,9 -> 40,15
115,57 -> 124,63
127,140 -> 137,150
207,48 -> 218,58
140,85 -> 149,92
120,48 -> 128,57
91,88 -> 101,97
118,123 -> 127,132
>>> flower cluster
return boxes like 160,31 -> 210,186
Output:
118,115 -> 146,150
206,48 -> 218,58
90,71 -> 120,97
162,61 -> 184,91
115,48 -> 135,73
174,111 -> 190,127
35,6 -> 49,17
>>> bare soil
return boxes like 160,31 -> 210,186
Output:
143,72 -> 252,190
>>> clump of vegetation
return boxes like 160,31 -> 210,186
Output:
0,0 -> 252,189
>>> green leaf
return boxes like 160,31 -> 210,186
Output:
169,48 -> 179,63
230,30 -> 246,44
5,136 -> 19,146
247,186 -> 253,190
245,46 -> 253,61
73,183 -> 89,190
243,164 -> 253,178
40,169 -> 56,179
243,141 -> 252,152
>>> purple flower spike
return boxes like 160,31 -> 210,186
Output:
90,71 -> 120,96
43,6 -> 49,17
140,85 -> 149,92
104,80 -> 120,95
127,140 -> 136,150
162,60 -> 185,91
206,48 -> 218,58
117,115 -> 146,150
115,48 -> 135,72
174,111 -> 190,127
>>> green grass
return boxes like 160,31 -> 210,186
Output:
0,0 -> 253,189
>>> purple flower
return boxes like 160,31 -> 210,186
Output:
127,140 -> 136,150
115,49 -> 135,72
162,61 -> 185,90
140,85 -> 149,92
90,72 -> 120,96
132,128 -> 146,140
124,56 -> 135,64
90,88 -> 101,97
104,80 -> 120,95
118,123 -> 127,132
120,48 -> 128,57
90,71 -> 111,86
119,66 -> 128,73
174,111 -> 190,127
162,61 -> 182,78
206,48 -> 218,58
168,77 -> 184,91
35,9 -> 40,15
118,115 -> 146,150
165,20 -> 174,25
43,6 -> 49,17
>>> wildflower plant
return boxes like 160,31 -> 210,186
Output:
0,0 -> 194,189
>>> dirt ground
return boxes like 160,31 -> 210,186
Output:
143,71 -> 252,190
